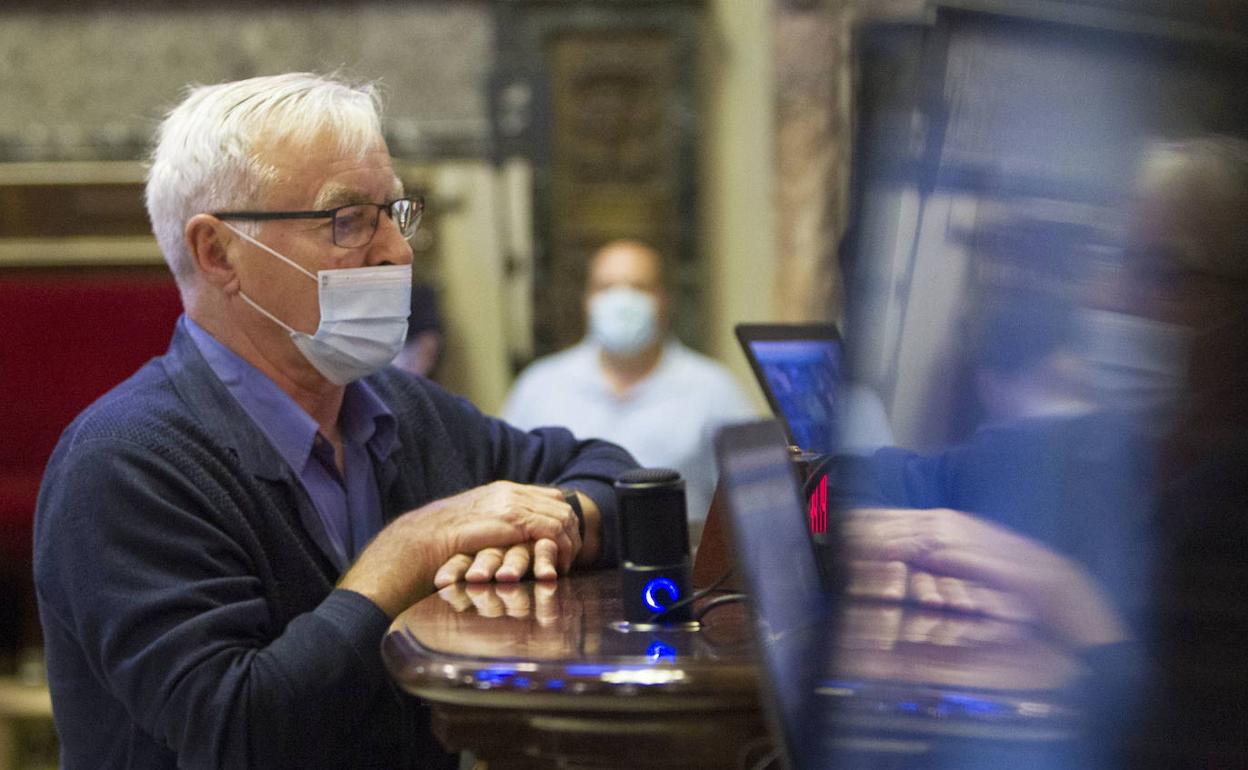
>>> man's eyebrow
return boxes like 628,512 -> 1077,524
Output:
314,179 -> 406,210
314,185 -> 371,210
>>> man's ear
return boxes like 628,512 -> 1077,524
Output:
185,214 -> 240,293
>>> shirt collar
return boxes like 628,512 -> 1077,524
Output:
340,376 -> 398,458
184,317 -> 397,472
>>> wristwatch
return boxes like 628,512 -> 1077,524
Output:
561,488 -> 586,542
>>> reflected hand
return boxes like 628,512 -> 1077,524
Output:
844,507 -> 1128,648
437,580 -> 561,622
433,579 -> 591,656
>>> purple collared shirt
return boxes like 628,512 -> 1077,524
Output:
185,317 -> 396,570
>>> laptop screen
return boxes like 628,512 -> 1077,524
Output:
715,419 -> 832,768
735,324 -> 843,455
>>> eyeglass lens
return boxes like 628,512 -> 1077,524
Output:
332,199 -> 421,248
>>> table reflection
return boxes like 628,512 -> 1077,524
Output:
386,566 -> 1077,701
384,572 -> 759,702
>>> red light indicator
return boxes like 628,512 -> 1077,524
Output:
807,473 -> 828,535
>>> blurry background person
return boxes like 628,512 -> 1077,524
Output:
503,239 -> 756,543
392,282 -> 445,379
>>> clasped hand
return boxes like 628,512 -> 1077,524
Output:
339,481 -> 582,618
427,482 -> 582,587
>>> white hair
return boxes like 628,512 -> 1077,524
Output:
144,72 -> 386,286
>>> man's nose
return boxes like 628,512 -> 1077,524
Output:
368,210 -> 415,266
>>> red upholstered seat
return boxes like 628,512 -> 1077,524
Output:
0,270 -> 182,561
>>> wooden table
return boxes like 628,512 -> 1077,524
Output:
383,571 -> 768,769
383,568 -> 1082,769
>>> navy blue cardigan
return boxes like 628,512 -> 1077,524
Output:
34,320 -> 635,769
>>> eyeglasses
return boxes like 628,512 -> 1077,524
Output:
213,195 -> 424,248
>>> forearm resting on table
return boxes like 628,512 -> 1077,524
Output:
337,518 -> 443,619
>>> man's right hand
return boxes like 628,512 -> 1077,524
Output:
337,481 -> 581,618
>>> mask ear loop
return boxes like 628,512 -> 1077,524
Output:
237,291 -> 300,336
221,222 -> 318,281
220,222 -> 315,336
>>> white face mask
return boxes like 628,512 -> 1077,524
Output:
1074,307 -> 1190,421
225,224 -> 411,385
588,286 -> 659,356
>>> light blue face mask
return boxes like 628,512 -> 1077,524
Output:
588,286 -> 659,356
225,224 -> 412,385
1074,307 -> 1191,423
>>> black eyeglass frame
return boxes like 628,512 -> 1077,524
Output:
213,195 -> 424,248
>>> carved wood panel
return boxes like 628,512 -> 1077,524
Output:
546,32 -> 680,348
492,3 -> 702,363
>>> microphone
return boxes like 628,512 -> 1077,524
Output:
615,468 -> 693,625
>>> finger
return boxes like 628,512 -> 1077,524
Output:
525,493 -> 582,558
532,538 -> 560,581
528,483 -> 567,500
846,533 -> 935,564
436,582 -> 473,611
911,548 -> 1021,590
846,560 -> 907,601
434,554 -> 474,589
532,501 -> 580,567
494,582 -> 532,618
541,527 -> 575,575
935,576 -> 977,613
842,514 -> 930,549
465,547 -> 505,583
533,581 -> 560,626
908,570 -> 944,606
495,543 -> 532,583
464,582 -> 506,617
931,617 -> 969,647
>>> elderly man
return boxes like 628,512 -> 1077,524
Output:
33,73 -> 635,770
503,240 -> 755,539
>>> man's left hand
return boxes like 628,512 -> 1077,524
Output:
434,539 -> 560,587
433,490 -> 601,587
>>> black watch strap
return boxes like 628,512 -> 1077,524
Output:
561,488 -> 586,542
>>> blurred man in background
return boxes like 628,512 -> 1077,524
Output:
504,239 -> 756,542
392,282 -> 445,379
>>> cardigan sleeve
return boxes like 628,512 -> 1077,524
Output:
34,436 -> 402,770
